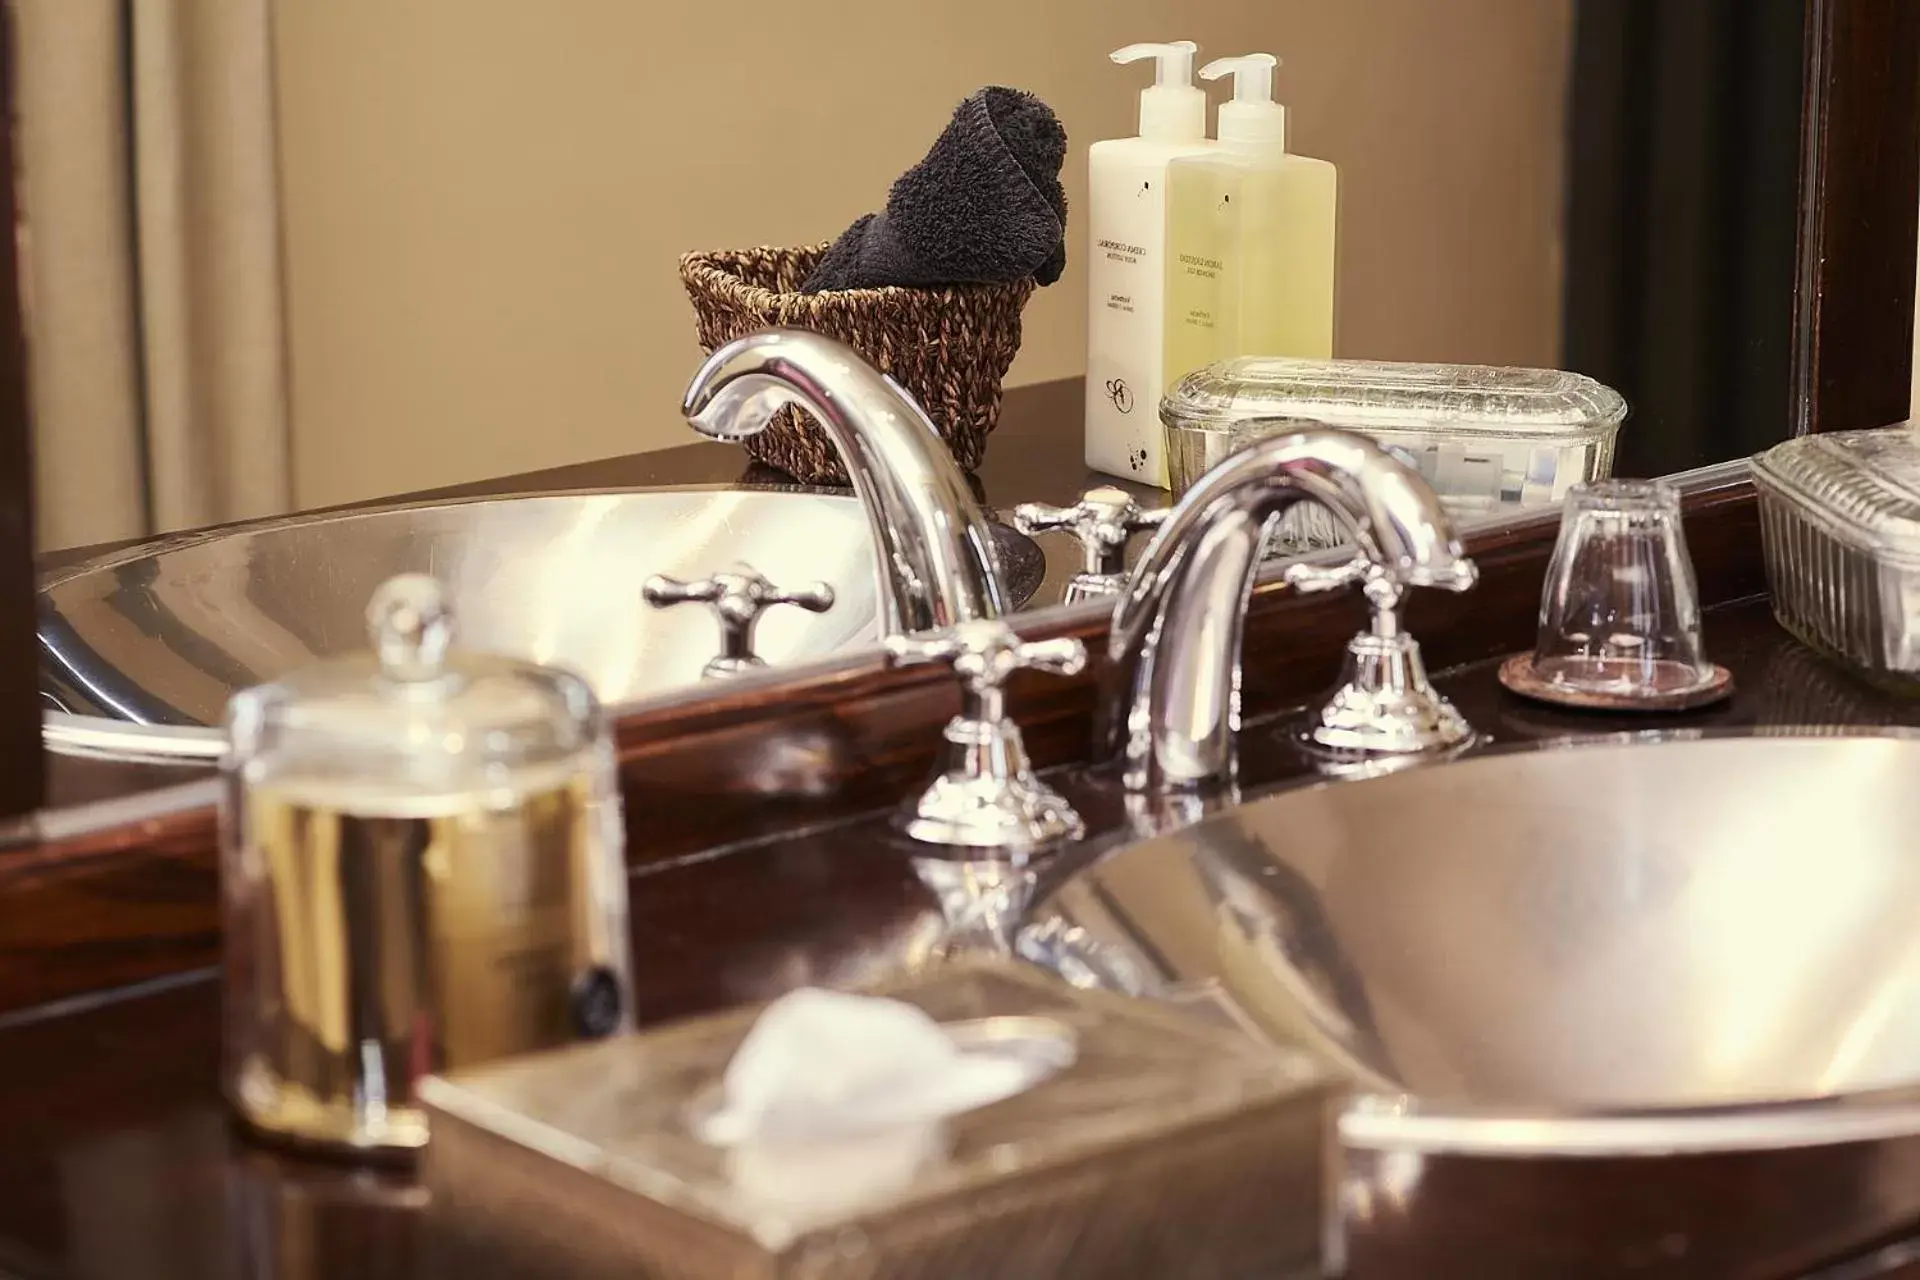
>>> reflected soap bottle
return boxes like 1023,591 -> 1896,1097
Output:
1085,41 -> 1214,487
1165,54 -> 1337,372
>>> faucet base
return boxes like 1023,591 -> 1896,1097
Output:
901,717 -> 1086,853
1303,630 -> 1474,758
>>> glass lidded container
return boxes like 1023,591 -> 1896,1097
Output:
1753,425 -> 1920,687
221,573 -> 633,1158
1161,357 -> 1628,551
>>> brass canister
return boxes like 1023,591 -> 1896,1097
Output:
221,574 -> 632,1157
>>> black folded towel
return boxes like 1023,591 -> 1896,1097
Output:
801,87 -> 1068,294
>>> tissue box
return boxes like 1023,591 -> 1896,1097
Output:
418,959 -> 1334,1279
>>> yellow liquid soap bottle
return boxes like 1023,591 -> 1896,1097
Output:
1167,54 -> 1337,367
1162,140 -> 1238,392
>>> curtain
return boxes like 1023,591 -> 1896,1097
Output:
1561,0 -> 1807,479
12,0 -> 290,552
1912,193 -> 1920,423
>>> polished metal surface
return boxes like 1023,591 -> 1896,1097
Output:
683,329 -> 1010,635
887,620 -> 1087,851
643,565 -> 835,680
420,959 -> 1329,1280
39,486 -> 1043,762
1038,731 -> 1920,1157
1014,487 -> 1169,604
224,766 -> 632,1153
907,855 -> 1165,1003
221,573 -> 634,1155
1100,428 -> 1474,792
1806,1236 -> 1920,1280
1284,551 -> 1476,758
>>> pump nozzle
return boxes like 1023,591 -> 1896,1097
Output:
1201,54 -> 1287,152
1112,41 -> 1197,87
1110,41 -> 1206,143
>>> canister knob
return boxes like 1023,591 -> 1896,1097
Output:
643,565 -> 836,680
368,573 -> 455,682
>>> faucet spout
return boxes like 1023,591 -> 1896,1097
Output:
1100,428 -> 1473,793
682,329 -> 1008,635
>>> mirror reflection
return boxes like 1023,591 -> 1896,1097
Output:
16,1 -> 1812,756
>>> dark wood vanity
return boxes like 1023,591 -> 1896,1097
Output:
8,537 -> 1920,1280
6,400 -> 1920,1280
6,2 -> 1920,1278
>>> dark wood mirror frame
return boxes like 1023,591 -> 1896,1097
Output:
0,0 -> 1915,1018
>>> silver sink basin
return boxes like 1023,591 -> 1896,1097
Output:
39,486 -> 1043,761
1038,731 -> 1920,1157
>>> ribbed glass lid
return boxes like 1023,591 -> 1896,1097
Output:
1753,426 -> 1920,554
1162,357 -> 1629,439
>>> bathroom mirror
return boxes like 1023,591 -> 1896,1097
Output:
7,0 -> 1892,764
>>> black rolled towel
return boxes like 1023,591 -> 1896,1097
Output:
801,87 -> 1068,294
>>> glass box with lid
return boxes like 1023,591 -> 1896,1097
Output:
221,573 -> 633,1156
1161,357 -> 1628,549
1753,426 -> 1920,685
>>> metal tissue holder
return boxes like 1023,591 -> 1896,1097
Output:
417,959 -> 1332,1280
644,565 -> 835,679
886,620 -> 1087,852
1014,487 -> 1168,603
1286,549 -> 1479,759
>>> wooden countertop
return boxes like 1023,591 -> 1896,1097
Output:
5,596 -> 1919,1280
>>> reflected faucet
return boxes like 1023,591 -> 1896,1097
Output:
1101,428 -> 1477,793
681,330 -> 1008,636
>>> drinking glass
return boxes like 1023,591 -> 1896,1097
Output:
1530,479 -> 1717,698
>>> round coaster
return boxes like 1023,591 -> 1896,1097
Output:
1498,653 -> 1735,713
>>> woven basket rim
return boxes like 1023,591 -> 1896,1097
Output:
678,245 -> 1037,307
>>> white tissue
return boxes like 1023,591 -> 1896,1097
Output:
699,987 -> 1048,1148
727,1123 -> 948,1233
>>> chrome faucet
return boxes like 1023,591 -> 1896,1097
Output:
681,330 -> 1008,636
1014,486 -> 1168,603
1100,428 -> 1477,793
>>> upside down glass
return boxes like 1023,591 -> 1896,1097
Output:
1532,479 -> 1717,698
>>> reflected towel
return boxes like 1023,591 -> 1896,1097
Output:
801,87 -> 1067,293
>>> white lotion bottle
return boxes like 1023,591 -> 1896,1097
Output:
1166,55 -> 1338,366
1085,41 -> 1212,487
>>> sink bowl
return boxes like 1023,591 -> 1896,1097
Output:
39,486 -> 1044,761
1035,731 -> 1920,1273
1040,732 -> 1920,1155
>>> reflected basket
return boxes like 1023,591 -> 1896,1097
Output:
679,245 -> 1035,485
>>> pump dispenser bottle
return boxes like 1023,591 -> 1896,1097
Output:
1085,41 -> 1213,487
1166,54 -> 1337,372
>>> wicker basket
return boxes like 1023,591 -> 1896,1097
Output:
679,245 -> 1036,484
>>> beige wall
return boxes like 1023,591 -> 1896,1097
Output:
274,0 -> 1573,509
